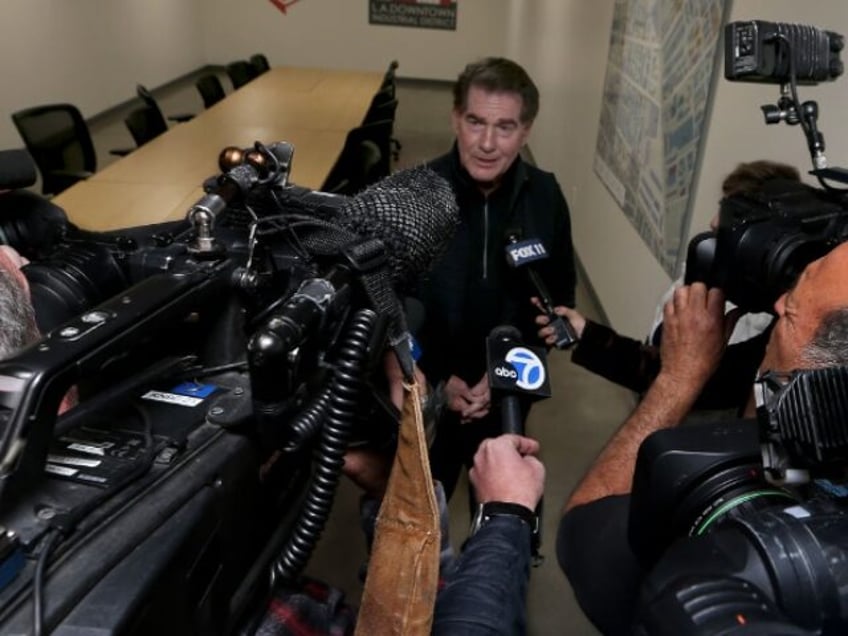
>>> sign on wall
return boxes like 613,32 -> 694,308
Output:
369,0 -> 457,31
593,0 -> 727,275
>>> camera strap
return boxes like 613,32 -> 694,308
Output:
355,379 -> 440,635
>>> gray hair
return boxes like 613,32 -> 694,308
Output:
801,307 -> 848,367
0,267 -> 38,359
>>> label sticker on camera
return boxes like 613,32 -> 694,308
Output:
141,390 -> 203,407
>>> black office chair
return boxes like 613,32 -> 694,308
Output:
226,61 -> 258,90
321,139 -> 384,196
250,53 -> 271,75
124,105 -> 168,147
362,92 -> 400,161
195,74 -> 226,109
11,103 -> 130,196
322,121 -> 392,194
136,84 -> 194,124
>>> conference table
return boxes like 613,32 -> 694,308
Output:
53,66 -> 384,231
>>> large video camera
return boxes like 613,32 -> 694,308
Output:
686,20 -> 848,313
0,143 -> 457,634
630,20 -> 848,635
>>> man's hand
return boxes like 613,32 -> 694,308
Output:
445,374 -> 490,423
469,434 -> 545,510
659,283 -> 734,387
532,297 -> 585,345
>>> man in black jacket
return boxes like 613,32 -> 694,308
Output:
416,57 -> 576,500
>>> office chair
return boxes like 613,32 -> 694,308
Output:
322,121 -> 392,194
362,92 -> 400,161
11,103 -> 130,196
226,61 -> 258,90
195,74 -> 226,109
136,84 -> 194,124
250,53 -> 271,75
321,139 -> 383,196
124,105 -> 168,147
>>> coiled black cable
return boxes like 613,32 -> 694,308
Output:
284,385 -> 333,451
274,308 -> 376,581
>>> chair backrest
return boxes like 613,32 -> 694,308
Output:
11,103 -> 97,195
322,139 -> 384,195
362,93 -> 398,126
226,61 -> 257,89
322,120 -> 392,194
135,85 -> 169,132
124,105 -> 167,147
250,53 -> 270,75
196,74 -> 226,109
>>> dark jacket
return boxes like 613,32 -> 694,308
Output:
572,319 -> 771,412
417,145 -> 576,384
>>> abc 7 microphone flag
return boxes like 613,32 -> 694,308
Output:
487,339 -> 551,398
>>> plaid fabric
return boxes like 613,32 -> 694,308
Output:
254,577 -> 356,636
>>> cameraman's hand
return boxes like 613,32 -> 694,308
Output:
469,434 -> 544,510
659,283 -> 735,389
532,297 -> 586,344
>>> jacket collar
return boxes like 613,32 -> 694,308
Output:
446,143 -> 529,211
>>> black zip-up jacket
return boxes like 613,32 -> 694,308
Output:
416,145 -> 576,385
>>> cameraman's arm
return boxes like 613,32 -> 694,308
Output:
432,435 -> 544,635
565,284 -> 728,511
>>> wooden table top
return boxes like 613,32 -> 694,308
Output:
54,66 -> 383,231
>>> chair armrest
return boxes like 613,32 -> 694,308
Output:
109,147 -> 134,157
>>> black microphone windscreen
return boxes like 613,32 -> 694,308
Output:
0,149 -> 37,190
335,166 -> 459,291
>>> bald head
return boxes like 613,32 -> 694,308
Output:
761,242 -> 848,374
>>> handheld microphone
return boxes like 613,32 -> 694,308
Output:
486,325 -> 551,435
505,231 -> 578,349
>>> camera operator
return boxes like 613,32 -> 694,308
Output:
0,244 -> 39,359
536,160 -> 800,416
556,239 -> 848,635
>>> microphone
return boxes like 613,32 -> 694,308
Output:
333,165 -> 459,293
505,230 -> 578,349
486,325 -> 551,434
0,149 -> 37,190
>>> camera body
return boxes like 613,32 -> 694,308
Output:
685,178 -> 848,313
0,151 -> 407,634
630,366 -> 848,635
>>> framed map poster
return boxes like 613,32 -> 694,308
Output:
593,0 -> 727,274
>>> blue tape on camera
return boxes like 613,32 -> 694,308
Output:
410,335 -> 422,362
171,382 -> 217,398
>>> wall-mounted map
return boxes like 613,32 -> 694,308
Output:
594,0 -> 726,274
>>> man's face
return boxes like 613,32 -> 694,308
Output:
452,86 -> 532,193
760,242 -> 848,373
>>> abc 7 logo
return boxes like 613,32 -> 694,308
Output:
494,347 -> 545,390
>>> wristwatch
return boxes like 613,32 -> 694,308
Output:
469,501 -> 540,549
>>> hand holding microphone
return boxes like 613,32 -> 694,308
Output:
505,231 -> 578,349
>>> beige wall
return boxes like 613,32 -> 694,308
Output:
0,0 -> 205,149
506,0 -> 848,335
198,0 -> 510,80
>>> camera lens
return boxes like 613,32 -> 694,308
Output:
678,462 -> 797,537
24,244 -> 127,333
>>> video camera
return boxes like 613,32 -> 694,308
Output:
686,20 -> 848,314
0,143 -> 458,634
630,20 -> 848,635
